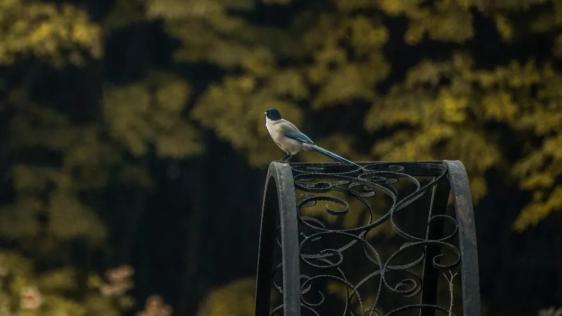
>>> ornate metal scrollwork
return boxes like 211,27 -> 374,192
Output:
255,161 -> 480,316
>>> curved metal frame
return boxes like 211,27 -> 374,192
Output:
444,161 -> 480,316
256,162 -> 302,315
255,160 -> 480,316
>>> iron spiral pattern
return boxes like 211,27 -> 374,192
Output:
270,162 -> 463,316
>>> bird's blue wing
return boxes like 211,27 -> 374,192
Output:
284,129 -> 314,144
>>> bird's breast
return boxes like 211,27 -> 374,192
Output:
266,121 -> 302,155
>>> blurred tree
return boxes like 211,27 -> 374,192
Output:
0,0 -> 101,66
0,0 -> 561,315
103,72 -> 201,158
146,0 -> 561,229
195,278 -> 255,316
0,252 -> 133,315
144,0 -> 562,312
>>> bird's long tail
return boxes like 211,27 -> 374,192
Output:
306,144 -> 363,169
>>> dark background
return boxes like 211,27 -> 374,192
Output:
0,0 -> 561,315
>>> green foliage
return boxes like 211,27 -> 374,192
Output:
104,73 -> 202,158
379,0 -> 474,44
150,0 -> 390,165
135,295 -> 172,316
192,75 -> 304,165
196,278 -> 255,316
148,0 -> 561,230
0,252 -> 133,316
145,0 -> 562,306
0,0 -> 101,65
1,97 -> 112,243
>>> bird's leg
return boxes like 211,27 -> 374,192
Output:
277,153 -> 289,162
282,153 -> 293,162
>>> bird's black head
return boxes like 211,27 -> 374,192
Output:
265,108 -> 282,121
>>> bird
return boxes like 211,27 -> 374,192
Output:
264,108 -> 361,168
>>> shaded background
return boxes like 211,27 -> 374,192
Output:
0,0 -> 561,315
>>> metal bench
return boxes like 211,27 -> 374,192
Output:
255,161 -> 480,316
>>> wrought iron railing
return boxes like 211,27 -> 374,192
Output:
255,161 -> 480,316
